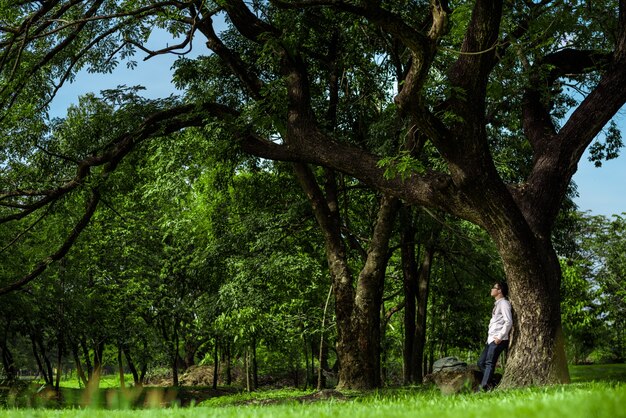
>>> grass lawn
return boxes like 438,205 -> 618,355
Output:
570,363 -> 626,382
1,364 -> 625,417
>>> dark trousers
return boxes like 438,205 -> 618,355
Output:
477,340 -> 509,388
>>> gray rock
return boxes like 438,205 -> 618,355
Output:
432,356 -> 468,373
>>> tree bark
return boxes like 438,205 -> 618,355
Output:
400,206 -> 418,384
224,341 -> 232,386
71,342 -> 88,387
80,338 -> 93,381
251,338 -> 258,390
91,340 -> 105,388
413,223 -> 440,382
117,345 -> 126,389
493,230 -> 570,386
31,333 -> 49,385
55,340 -> 63,392
212,337 -> 219,390
172,322 -> 180,387
122,345 -> 141,386
0,339 -> 17,381
317,283 -> 333,390
32,332 -> 54,385
294,161 -> 399,389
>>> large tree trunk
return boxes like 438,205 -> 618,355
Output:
495,232 -> 570,387
294,163 -> 398,389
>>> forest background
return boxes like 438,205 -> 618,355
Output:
1,0 -> 626,399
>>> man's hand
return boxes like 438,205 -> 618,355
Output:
494,338 -> 501,344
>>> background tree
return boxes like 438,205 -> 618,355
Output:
2,0 -> 626,389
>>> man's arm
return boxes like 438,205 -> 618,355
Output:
495,300 -> 513,343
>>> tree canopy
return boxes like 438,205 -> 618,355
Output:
1,0 -> 626,389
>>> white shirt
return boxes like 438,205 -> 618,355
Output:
487,297 -> 513,344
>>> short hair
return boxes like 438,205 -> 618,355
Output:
496,281 -> 509,298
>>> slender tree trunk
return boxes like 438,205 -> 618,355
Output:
251,339 -> 258,390
400,206 -> 418,384
80,338 -> 93,380
36,335 -> 54,385
212,337 -> 219,390
122,346 -> 141,387
91,340 -> 105,389
140,363 -> 147,384
338,195 -> 399,389
55,340 -> 63,391
139,339 -> 148,384
244,347 -> 251,392
317,283 -> 333,390
117,345 -> 126,389
224,342 -> 231,386
71,342 -> 88,387
31,334 -> 49,385
172,321 -> 180,387
413,224 -> 440,382
0,339 -> 17,381
303,335 -> 310,389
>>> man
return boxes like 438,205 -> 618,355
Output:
477,281 -> 512,391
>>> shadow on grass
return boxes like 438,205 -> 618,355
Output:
569,363 -> 626,383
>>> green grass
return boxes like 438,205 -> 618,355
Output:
1,364 -> 625,417
0,383 -> 625,417
570,363 -> 626,383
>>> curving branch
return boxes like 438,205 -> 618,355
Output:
0,102 -> 212,224
522,49 -> 612,151
196,15 -> 265,100
0,189 -> 101,296
221,0 -> 280,43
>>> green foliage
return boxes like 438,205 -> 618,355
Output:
588,121 -> 624,167
2,0 -> 624,393
378,151 -> 425,181
561,212 -> 626,363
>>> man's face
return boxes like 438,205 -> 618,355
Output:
491,284 -> 501,298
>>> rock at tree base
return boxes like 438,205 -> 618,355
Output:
424,368 -> 482,395
425,357 -> 497,394
432,356 -> 468,373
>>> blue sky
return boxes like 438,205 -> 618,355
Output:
49,35 -> 626,219
573,146 -> 626,218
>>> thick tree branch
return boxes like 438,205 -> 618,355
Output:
448,0 -> 503,97
522,49 -> 612,151
522,44 -> 626,233
196,16 -> 264,100
221,0 -> 280,43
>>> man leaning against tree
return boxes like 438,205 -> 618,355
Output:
477,281 -> 513,391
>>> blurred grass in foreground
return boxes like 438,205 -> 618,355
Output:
0,363 -> 624,417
